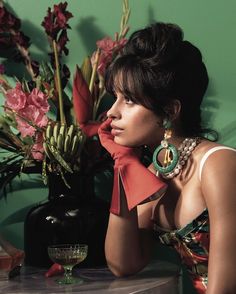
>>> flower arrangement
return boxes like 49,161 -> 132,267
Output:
0,0 -> 130,197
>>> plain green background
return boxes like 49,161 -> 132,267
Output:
0,1 -> 236,292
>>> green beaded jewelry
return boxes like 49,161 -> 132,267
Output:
152,118 -> 179,175
152,142 -> 179,174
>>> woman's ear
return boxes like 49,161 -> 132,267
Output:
164,99 -> 181,121
172,99 -> 182,120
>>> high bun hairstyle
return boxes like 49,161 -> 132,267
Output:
105,22 -> 214,138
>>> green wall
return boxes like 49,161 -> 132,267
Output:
0,1 -> 235,291
1,0 -> 236,146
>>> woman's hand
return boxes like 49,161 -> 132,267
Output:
98,118 -> 167,215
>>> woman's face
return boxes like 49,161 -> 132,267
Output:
107,92 -> 164,148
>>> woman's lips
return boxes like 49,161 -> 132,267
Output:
111,125 -> 124,136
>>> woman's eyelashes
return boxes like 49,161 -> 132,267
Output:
113,94 -> 134,105
119,94 -> 135,105
124,96 -> 134,104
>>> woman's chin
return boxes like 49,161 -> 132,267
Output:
114,137 -> 126,145
114,137 -> 137,147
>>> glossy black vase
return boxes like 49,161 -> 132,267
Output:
24,172 -> 110,268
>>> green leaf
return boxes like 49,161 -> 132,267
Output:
47,143 -> 73,173
47,98 -> 57,121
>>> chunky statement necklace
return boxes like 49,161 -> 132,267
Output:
155,137 -> 200,179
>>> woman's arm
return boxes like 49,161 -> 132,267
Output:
201,149 -> 236,294
105,183 -> 156,277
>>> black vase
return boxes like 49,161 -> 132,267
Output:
24,172 -> 110,267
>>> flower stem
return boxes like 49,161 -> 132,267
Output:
119,0 -> 130,40
89,48 -> 101,94
53,40 -> 65,124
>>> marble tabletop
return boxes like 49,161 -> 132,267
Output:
0,260 -> 181,294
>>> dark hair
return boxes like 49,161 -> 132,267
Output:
105,22 -> 217,139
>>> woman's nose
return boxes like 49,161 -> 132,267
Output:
107,100 -> 121,119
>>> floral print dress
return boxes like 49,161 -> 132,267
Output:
153,209 -> 209,294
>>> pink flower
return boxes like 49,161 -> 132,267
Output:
92,51 -> 112,77
16,105 -> 48,137
31,132 -> 44,161
92,36 -> 127,76
96,36 -> 127,55
28,88 -> 49,113
96,37 -> 116,53
5,83 -> 27,111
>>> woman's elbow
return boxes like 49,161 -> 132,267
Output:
105,255 -> 147,278
107,262 -> 140,278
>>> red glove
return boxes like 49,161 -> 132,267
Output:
45,263 -> 64,278
79,121 -> 101,137
98,118 -> 167,215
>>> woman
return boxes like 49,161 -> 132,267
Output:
98,22 -> 236,294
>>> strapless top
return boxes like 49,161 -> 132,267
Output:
153,209 -> 209,294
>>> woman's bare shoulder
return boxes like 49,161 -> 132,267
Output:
195,139 -> 235,156
198,140 -> 236,203
194,140 -> 236,175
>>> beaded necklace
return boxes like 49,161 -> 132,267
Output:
156,137 -> 200,179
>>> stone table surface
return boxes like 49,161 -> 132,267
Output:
0,260 -> 181,294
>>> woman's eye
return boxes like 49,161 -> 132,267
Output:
124,97 -> 134,104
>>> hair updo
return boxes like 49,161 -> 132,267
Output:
105,22 -> 214,138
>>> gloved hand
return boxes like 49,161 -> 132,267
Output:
45,263 -> 64,278
98,118 -> 167,215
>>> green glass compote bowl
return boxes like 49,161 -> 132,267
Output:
48,244 -> 88,284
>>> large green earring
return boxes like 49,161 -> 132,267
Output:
152,119 -> 179,175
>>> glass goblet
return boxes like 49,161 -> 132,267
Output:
48,243 -> 88,285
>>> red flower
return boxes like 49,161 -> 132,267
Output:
0,6 -> 20,30
58,29 -> 69,55
41,8 -> 57,37
12,31 -> 30,49
54,2 -> 73,29
72,65 -> 101,137
73,65 -> 93,124
0,4 -> 39,77
41,1 -> 73,43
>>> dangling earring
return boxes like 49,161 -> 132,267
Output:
152,119 -> 179,175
